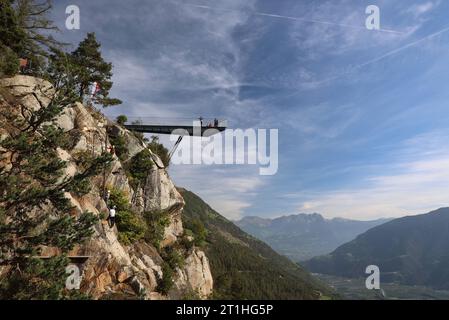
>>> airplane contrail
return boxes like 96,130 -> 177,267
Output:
282,24 -> 449,97
177,1 -> 449,94
355,25 -> 449,69
184,3 -> 405,35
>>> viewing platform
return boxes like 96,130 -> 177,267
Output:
123,117 -> 227,137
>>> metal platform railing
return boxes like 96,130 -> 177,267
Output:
124,117 -> 228,128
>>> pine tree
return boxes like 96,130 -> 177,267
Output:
0,58 -> 113,298
116,115 -> 127,126
0,0 -> 122,299
0,0 -> 64,76
0,45 -> 19,76
0,0 -> 25,75
71,33 -> 122,107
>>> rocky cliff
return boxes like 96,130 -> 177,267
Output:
0,76 -> 213,299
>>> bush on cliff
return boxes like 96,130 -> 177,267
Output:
109,133 -> 128,161
156,246 -> 186,295
128,149 -> 153,188
0,45 -> 19,76
116,115 -> 128,126
157,262 -> 174,295
108,188 -> 146,245
115,210 -> 147,246
148,136 -> 170,167
184,218 -> 207,247
144,210 -> 171,249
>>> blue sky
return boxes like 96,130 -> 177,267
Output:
50,0 -> 449,220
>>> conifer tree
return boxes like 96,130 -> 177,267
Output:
0,0 -> 63,76
0,0 -> 25,75
0,0 -> 121,299
71,33 -> 122,107
0,55 -> 113,299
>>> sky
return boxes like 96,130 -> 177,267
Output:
49,0 -> 449,221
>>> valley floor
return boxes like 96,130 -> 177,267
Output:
315,274 -> 449,300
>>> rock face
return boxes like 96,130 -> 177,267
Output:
0,76 -> 213,299
172,250 -> 214,299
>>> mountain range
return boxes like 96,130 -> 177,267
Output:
236,214 -> 390,261
304,208 -> 449,289
179,189 -> 335,300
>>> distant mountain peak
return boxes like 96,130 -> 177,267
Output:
236,213 -> 390,261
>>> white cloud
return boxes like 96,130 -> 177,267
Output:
202,196 -> 253,221
293,131 -> 449,220
289,1 -> 410,59
406,1 -> 440,17
275,0 -> 440,92
170,165 -> 265,220
283,102 -> 360,139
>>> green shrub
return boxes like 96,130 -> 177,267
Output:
148,136 -> 170,167
66,178 -> 91,196
109,133 -> 128,161
144,210 -> 170,249
157,262 -> 174,295
161,246 -> 185,270
99,211 -> 108,220
180,232 -> 194,251
182,289 -> 201,300
108,188 -> 146,245
116,209 -> 147,245
129,149 -> 153,187
156,246 -> 186,295
0,45 -> 19,77
116,115 -> 128,126
185,218 -> 207,247
108,188 -> 128,210
72,150 -> 95,171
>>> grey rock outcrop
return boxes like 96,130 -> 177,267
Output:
0,76 -> 213,299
